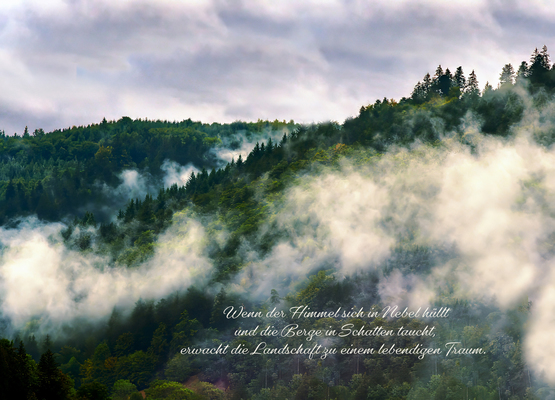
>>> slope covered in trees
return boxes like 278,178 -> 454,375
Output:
2,47 -> 555,399
0,117 -> 296,223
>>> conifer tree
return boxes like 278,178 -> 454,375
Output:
422,72 -> 432,94
37,349 -> 72,400
17,341 -> 32,399
499,64 -> 515,86
433,65 -> 444,83
530,47 -> 540,64
483,81 -> 493,95
412,72 -> 433,102
529,46 -> 551,84
541,44 -> 551,69
516,61 -> 529,83
454,66 -> 466,90
437,68 -> 453,96
411,81 -> 425,101
466,70 -> 480,96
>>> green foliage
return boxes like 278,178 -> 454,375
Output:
0,117 -> 296,223
60,356 -> 81,385
112,379 -> 138,400
164,353 -> 194,383
114,332 -> 135,357
37,349 -> 74,400
194,381 -> 225,400
76,381 -> 110,400
0,339 -> 33,399
170,311 -> 202,354
144,380 -> 199,400
116,350 -> 156,389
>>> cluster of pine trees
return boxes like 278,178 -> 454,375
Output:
412,45 -> 555,102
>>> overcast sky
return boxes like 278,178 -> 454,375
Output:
0,0 -> 554,135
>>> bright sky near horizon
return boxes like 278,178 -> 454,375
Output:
0,0 -> 553,134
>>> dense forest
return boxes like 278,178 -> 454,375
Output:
2,47 -> 555,399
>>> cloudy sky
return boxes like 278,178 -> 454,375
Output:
0,0 -> 554,135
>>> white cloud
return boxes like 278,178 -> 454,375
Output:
161,160 -> 199,188
0,214 -> 213,336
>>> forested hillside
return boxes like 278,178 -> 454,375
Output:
0,117 -> 296,223
2,47 -> 555,399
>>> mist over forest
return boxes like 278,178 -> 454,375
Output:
3,47 -> 555,399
